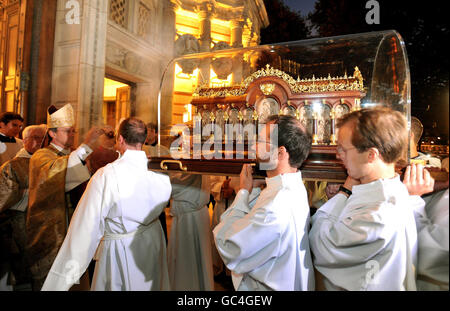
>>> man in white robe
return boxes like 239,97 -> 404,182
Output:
403,163 -> 449,290
142,122 -> 170,244
213,114 -> 315,291
42,117 -> 172,291
416,189 -> 449,290
168,173 -> 215,291
309,107 -> 418,291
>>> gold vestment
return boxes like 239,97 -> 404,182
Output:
0,156 -> 29,212
0,155 -> 32,286
26,145 -> 70,286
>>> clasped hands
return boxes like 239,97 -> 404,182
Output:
238,164 -> 266,194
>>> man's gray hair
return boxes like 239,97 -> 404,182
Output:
23,124 -> 47,139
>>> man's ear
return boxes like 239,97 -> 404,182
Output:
367,147 -> 380,163
278,146 -> 289,161
48,130 -> 56,139
118,135 -> 125,144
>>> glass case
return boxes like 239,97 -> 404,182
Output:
149,30 -> 411,181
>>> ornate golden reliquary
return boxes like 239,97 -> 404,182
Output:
149,31 -> 411,182
150,65 -> 366,181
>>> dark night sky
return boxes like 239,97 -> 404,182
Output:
283,0 -> 318,35
280,0 -> 448,140
283,0 -> 317,15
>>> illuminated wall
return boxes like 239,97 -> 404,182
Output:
171,1 -> 268,126
173,8 -> 235,125
103,78 -> 128,100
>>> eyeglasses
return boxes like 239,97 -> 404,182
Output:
336,145 -> 357,155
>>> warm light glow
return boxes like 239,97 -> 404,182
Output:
210,68 -> 232,87
242,18 -> 253,47
175,8 -> 199,36
175,8 -> 231,43
174,63 -> 198,124
176,24 -> 199,36
176,7 -> 199,20
173,8 -> 235,124
104,78 -> 128,99
211,18 -> 231,28
312,101 -> 322,113
183,104 -> 193,122
211,18 -> 231,44
175,63 -> 199,80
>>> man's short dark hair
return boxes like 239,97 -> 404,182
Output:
336,107 -> 408,164
0,112 -> 24,124
265,114 -> 312,168
119,117 -> 148,146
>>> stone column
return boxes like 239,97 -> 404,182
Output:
51,0 -> 108,143
159,0 -> 177,130
231,19 -> 244,49
198,9 -> 212,52
231,19 -> 244,84
197,6 -> 212,86
135,82 -> 154,124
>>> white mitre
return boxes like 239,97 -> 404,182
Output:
47,104 -> 75,128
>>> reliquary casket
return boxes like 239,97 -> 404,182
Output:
149,30 -> 411,181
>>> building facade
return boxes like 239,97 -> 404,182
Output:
0,0 -> 268,141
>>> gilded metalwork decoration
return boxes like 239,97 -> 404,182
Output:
193,64 -> 365,98
223,111 -> 229,122
238,110 -> 244,121
252,109 -> 259,121
295,108 -> 301,120
259,83 -> 275,95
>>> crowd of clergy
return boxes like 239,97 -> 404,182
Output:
0,103 -> 448,292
